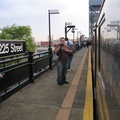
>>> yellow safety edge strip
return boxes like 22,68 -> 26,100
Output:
83,48 -> 93,120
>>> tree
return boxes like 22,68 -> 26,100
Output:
0,24 -> 36,52
26,37 -> 36,52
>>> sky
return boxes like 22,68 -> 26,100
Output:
0,0 -> 89,42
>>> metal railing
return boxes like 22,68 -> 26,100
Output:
0,50 -> 57,102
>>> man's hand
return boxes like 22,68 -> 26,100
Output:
60,43 -> 64,46
0,74 -> 3,78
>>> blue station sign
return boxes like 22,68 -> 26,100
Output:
0,40 -> 26,57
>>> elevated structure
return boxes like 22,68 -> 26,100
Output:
89,0 -> 102,39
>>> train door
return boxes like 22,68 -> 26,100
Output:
96,13 -> 110,120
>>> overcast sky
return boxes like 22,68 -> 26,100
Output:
0,0 -> 89,42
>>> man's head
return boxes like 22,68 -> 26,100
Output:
60,37 -> 66,45
65,38 -> 68,41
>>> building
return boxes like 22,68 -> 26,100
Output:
89,0 -> 102,39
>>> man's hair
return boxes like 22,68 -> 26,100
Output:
60,37 -> 65,40
65,38 -> 68,41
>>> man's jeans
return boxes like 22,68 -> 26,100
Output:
57,61 -> 68,84
68,54 -> 73,69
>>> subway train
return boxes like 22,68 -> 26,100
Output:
92,0 -> 120,120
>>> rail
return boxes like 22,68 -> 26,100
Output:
0,50 -> 57,102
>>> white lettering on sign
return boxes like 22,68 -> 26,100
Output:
10,44 -> 23,53
0,44 -> 9,54
0,43 -> 24,54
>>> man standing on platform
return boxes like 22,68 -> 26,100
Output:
65,38 -> 75,71
54,37 -> 72,85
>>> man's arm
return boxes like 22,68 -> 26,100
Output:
54,45 -> 61,54
64,46 -> 73,53
69,41 -> 75,48
65,48 -> 72,53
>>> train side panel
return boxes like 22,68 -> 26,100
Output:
93,0 -> 120,119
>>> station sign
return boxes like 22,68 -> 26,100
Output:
0,40 -> 26,57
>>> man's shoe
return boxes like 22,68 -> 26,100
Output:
58,83 -> 63,85
67,69 -> 71,71
64,81 -> 69,84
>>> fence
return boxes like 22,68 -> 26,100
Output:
0,51 -> 57,103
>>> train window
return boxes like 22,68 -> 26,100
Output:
98,15 -> 120,120
98,27 -> 101,71
98,16 -> 105,71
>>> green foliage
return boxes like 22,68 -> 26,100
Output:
0,24 -> 36,52
26,37 -> 37,52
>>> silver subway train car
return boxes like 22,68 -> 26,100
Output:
92,0 -> 120,119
